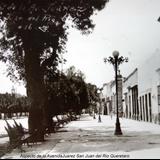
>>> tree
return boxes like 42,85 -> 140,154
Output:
0,93 -> 29,119
65,66 -> 89,113
45,67 -> 89,131
0,0 -> 108,140
47,67 -> 89,116
86,83 -> 99,115
87,83 -> 99,104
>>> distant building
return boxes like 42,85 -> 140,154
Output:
11,86 -> 23,98
102,72 -> 123,116
102,81 -> 114,115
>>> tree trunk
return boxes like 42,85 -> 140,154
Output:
24,47 -> 48,141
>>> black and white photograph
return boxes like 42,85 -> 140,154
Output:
0,0 -> 160,159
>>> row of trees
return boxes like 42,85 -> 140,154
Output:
0,66 -> 99,122
45,66 -> 100,131
0,0 -> 108,140
0,93 -> 29,119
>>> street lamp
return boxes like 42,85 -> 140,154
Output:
104,51 -> 128,135
97,88 -> 103,123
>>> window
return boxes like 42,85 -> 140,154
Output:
158,86 -> 160,105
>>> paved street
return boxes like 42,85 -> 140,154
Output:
48,115 -> 160,157
2,114 -> 160,159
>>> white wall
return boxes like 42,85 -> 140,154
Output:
102,81 -> 114,100
123,69 -> 138,117
123,69 -> 138,93
138,51 -> 160,116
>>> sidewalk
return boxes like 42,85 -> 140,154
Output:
1,114 -> 160,159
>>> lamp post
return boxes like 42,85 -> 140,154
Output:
98,88 -> 103,123
98,105 -> 101,123
104,51 -> 128,135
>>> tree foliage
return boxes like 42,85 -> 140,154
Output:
0,93 -> 29,114
87,83 -> 99,105
46,66 -> 89,116
0,0 -> 108,82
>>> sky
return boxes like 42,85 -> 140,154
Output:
0,0 -> 160,95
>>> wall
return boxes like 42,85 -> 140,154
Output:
123,69 -> 138,119
138,51 -> 160,123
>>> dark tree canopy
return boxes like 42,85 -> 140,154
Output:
0,93 -> 29,114
87,83 -> 99,105
0,0 -> 108,82
46,66 -> 89,115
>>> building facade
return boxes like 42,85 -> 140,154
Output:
123,68 -> 138,120
103,51 -> 160,125
102,81 -> 115,115
138,51 -> 160,124
102,73 -> 123,116
123,51 -> 160,124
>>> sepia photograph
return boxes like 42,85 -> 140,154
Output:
0,0 -> 160,159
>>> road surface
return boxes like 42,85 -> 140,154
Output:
1,114 -> 160,159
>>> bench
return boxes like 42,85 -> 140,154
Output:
51,114 -> 71,132
21,131 -> 39,148
69,113 -> 81,121
5,120 -> 39,151
52,116 -> 60,132
49,114 -> 81,133
57,115 -> 70,126
62,115 -> 71,123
